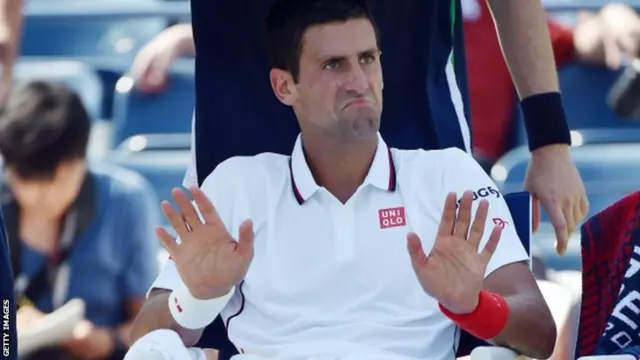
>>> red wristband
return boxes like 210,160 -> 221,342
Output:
439,290 -> 509,340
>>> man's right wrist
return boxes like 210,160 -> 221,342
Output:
168,284 -> 234,330
190,286 -> 233,300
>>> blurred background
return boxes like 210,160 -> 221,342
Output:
6,0 -> 640,359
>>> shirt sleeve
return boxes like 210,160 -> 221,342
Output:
440,148 -> 530,278
548,18 -> 575,68
148,159 -> 238,296
120,179 -> 162,299
182,112 -> 198,188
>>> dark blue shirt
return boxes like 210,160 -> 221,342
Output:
6,164 -> 160,328
191,0 -> 472,185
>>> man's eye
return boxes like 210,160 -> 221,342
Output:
323,60 -> 340,70
359,54 -> 375,64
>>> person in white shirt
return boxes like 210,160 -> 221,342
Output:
128,0 -> 556,359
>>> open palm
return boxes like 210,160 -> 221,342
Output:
407,191 -> 502,314
156,186 -> 254,300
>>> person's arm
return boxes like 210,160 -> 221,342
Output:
130,23 -> 195,92
441,148 -> 556,358
486,0 -> 558,97
0,0 -> 23,99
487,0 -> 588,256
0,0 -> 22,61
129,160 -> 238,347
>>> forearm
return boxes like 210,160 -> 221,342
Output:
128,290 -> 204,347
172,23 -> 195,57
0,0 -> 22,65
487,0 -> 559,98
490,292 -> 557,359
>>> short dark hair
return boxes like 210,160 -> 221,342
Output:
266,0 -> 379,82
0,80 -> 91,179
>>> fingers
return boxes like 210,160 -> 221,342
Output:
407,232 -> 428,267
545,201 -> 569,255
467,200 -> 489,251
190,186 -> 225,227
580,196 -> 590,220
156,227 -> 180,258
237,219 -> 255,257
161,200 -> 190,237
437,192 -> 458,236
480,225 -> 502,264
532,196 -> 541,233
563,205 -> 577,236
453,191 -> 473,239
172,188 -> 201,230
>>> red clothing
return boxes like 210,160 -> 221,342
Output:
463,0 -> 575,160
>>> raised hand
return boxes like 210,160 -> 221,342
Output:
156,186 -> 254,299
407,191 -> 502,314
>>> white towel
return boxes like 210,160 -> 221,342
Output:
124,329 -> 207,360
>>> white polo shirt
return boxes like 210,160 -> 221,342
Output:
151,133 -> 529,360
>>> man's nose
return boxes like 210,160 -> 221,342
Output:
345,63 -> 369,94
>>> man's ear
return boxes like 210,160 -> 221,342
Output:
269,68 -> 297,106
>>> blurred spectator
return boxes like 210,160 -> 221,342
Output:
0,80 -> 160,360
130,23 -> 194,93
463,1 -> 640,170
0,0 -> 23,102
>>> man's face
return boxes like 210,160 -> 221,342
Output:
7,160 -> 86,219
272,18 -> 383,141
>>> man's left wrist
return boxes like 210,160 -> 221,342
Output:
439,293 -> 480,315
520,92 -> 571,151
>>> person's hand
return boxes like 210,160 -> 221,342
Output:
16,305 -> 46,331
60,320 -> 114,360
130,24 -> 194,93
598,3 -> 640,69
407,191 -> 502,314
156,186 -> 254,299
524,144 -> 588,255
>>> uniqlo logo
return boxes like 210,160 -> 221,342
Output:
378,207 -> 406,229
174,297 -> 183,313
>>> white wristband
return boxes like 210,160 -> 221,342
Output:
168,283 -> 234,330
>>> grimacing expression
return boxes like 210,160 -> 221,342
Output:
273,18 -> 383,140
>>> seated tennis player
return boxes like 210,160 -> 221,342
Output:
127,0 -> 555,359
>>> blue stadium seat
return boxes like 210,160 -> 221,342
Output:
111,61 -> 195,147
22,0 -> 169,57
105,144 -> 189,227
14,58 -> 103,120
